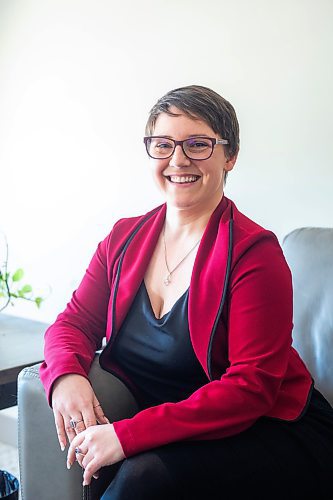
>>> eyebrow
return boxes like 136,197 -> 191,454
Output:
152,134 -> 212,139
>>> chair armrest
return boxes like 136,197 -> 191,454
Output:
18,354 -> 139,500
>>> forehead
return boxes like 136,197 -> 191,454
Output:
153,106 -> 215,138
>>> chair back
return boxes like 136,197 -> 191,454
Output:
282,227 -> 333,405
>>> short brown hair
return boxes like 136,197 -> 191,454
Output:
145,85 -> 240,160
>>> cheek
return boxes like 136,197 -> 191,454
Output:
201,163 -> 224,182
150,160 -> 168,181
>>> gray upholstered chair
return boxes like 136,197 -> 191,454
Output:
282,227 -> 333,405
18,357 -> 139,500
18,227 -> 333,499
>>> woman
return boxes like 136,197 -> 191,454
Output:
40,85 -> 333,499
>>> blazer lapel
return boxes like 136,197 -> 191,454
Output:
188,197 -> 232,378
113,204 -> 166,332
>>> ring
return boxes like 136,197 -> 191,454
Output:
75,447 -> 85,456
69,419 -> 83,429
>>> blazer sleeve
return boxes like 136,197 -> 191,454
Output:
40,232 -> 113,405
113,233 -> 295,457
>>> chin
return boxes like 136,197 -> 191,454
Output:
167,195 -> 201,210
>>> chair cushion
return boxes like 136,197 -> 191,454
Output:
282,227 -> 333,405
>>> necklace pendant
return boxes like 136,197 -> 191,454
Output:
164,274 -> 171,286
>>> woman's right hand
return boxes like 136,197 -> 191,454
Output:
51,374 -> 109,451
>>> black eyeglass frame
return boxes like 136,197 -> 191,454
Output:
143,136 -> 229,161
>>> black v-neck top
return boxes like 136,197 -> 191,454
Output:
109,281 -> 208,408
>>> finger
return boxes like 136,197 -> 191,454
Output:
54,410 -> 67,451
67,434 -> 85,469
65,422 -> 78,444
93,401 -> 110,424
83,458 -> 100,486
66,414 -> 85,443
68,415 -> 85,437
81,450 -> 94,470
73,418 -> 86,435
81,407 -> 98,430
74,446 -> 87,468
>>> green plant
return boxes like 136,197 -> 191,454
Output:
0,236 -> 43,313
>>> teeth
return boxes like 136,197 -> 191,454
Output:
169,175 -> 198,183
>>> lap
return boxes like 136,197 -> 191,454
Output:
101,389 -> 333,500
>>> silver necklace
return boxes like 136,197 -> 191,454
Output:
163,226 -> 201,286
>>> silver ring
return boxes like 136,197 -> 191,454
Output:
69,419 -> 83,429
75,446 -> 85,456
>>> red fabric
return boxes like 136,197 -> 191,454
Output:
40,197 -> 312,457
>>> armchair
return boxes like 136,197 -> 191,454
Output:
18,357 -> 139,500
282,227 -> 333,405
17,227 -> 333,499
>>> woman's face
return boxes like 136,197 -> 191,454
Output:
149,107 -> 237,213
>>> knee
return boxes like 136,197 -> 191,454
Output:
102,451 -> 175,499
121,451 -> 171,486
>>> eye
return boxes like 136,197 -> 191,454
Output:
186,138 -> 211,151
156,141 -> 173,149
150,138 -> 173,150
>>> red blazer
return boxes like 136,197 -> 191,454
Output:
40,197 -> 312,457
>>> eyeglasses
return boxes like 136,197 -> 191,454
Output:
143,136 -> 229,161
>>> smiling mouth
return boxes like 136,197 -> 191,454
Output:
166,175 -> 201,184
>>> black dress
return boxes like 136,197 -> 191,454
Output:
101,282 -> 333,500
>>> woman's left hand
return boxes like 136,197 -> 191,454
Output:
67,423 -> 125,486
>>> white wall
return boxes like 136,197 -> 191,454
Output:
1,0 -> 332,324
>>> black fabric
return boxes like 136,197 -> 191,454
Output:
101,389 -> 333,500
104,282 -> 333,498
109,281 -> 207,408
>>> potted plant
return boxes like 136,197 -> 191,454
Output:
0,236 -> 43,313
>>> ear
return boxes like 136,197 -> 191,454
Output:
224,151 -> 238,172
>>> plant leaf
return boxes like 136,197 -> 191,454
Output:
35,297 -> 43,308
21,284 -> 32,294
12,268 -> 24,282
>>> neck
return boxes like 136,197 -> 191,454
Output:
165,194 -> 224,238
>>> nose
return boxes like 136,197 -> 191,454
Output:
169,144 -> 191,168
